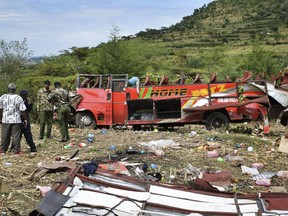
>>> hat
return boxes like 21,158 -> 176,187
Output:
44,80 -> 51,85
54,81 -> 61,87
8,83 -> 16,89
20,90 -> 28,95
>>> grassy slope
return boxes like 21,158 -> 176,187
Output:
130,0 -> 288,81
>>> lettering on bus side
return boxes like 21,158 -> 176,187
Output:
191,85 -> 226,97
150,89 -> 188,97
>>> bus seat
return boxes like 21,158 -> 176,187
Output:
143,76 -> 151,86
80,77 -> 92,88
210,73 -> 217,83
273,71 -> 282,82
92,77 -> 100,88
281,70 -> 288,84
242,70 -> 253,81
159,75 -> 169,85
236,70 -> 253,82
226,76 -> 232,82
175,73 -> 186,84
255,74 -> 261,80
192,73 -> 202,83
106,76 -> 111,88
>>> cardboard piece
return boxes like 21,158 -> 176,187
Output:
279,136 -> 288,154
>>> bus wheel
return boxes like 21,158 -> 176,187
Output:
205,112 -> 229,131
75,112 -> 97,129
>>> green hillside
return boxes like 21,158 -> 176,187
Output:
131,0 -> 288,81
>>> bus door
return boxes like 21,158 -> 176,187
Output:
111,79 -> 128,125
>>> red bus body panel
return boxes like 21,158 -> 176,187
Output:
74,74 -> 270,131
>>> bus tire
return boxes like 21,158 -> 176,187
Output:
75,112 -> 97,129
205,112 -> 229,131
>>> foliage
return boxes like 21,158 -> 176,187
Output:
0,38 -> 33,82
91,26 -> 156,77
239,35 -> 280,75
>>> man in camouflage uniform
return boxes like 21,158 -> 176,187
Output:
48,81 -> 70,142
37,80 -> 53,140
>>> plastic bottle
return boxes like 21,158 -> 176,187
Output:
277,171 -> 288,178
126,147 -> 139,154
86,138 -> 94,143
109,145 -> 116,150
101,130 -> 107,135
207,150 -> 219,158
139,150 -> 145,154
217,157 -> 224,162
208,143 -> 221,150
247,146 -> 253,152
78,143 -> 87,147
235,143 -> 245,148
152,149 -> 165,156
88,133 -> 94,138
252,163 -> 264,170
150,163 -> 158,169
255,179 -> 271,186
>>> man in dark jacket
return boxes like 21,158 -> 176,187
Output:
19,90 -> 37,152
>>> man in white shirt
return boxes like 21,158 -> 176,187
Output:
0,83 -> 28,155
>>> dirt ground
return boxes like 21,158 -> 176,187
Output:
0,121 -> 288,215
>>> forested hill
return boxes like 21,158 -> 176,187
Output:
121,0 -> 288,80
136,0 -> 288,47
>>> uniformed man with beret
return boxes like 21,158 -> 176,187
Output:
47,81 -> 70,142
37,80 -> 53,140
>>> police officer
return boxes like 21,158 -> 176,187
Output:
37,80 -> 53,140
48,81 -> 70,142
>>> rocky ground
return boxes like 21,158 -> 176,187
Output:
0,121 -> 287,215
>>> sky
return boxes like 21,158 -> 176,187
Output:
0,0 -> 214,57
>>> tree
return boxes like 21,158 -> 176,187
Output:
0,38 -> 33,81
241,35 -> 280,74
35,55 -> 76,77
60,47 -> 92,74
94,25 -> 147,76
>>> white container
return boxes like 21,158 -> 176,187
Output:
277,171 -> 288,178
247,146 -> 253,152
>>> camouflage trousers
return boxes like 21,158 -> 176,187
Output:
57,106 -> 70,141
39,111 -> 53,138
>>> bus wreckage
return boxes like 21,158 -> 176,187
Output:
69,71 -> 288,134
29,162 -> 288,215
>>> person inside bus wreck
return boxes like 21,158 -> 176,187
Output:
128,77 -> 140,93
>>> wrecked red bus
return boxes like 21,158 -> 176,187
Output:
69,73 -> 283,133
